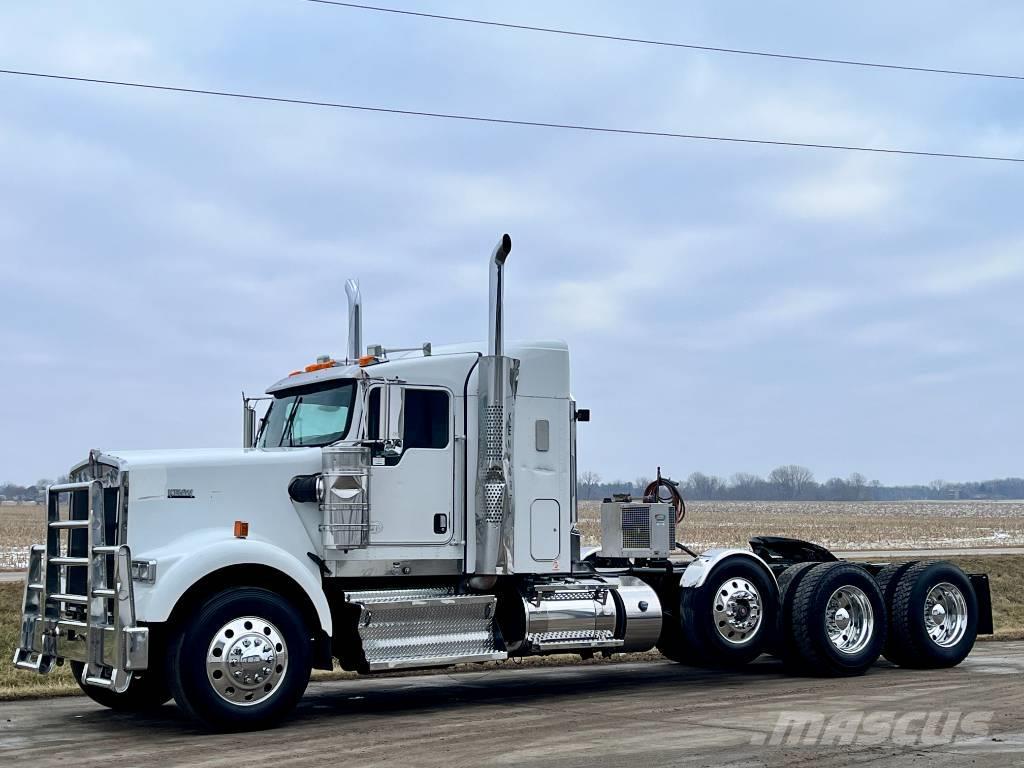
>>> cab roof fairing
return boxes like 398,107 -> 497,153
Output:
265,339 -> 571,399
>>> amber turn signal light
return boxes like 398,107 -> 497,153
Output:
234,520 -> 249,538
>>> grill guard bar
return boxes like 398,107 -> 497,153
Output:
12,476 -> 148,693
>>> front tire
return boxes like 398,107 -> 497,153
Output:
678,558 -> 778,667
168,587 -> 312,730
70,661 -> 172,712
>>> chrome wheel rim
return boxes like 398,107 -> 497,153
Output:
713,577 -> 763,645
825,586 -> 874,655
206,617 -> 288,707
925,582 -> 968,648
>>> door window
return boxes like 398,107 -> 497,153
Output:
366,387 -> 450,457
403,389 -> 450,449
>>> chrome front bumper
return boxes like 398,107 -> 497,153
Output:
12,472 -> 149,693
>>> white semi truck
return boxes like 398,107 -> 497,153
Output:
14,235 -> 993,730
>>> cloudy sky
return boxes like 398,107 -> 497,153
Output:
1,1 -> 1022,486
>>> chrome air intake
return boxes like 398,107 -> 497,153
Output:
473,235 -> 515,583
320,445 -> 371,549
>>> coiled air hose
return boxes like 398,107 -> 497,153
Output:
643,469 -> 686,524
644,469 -> 698,558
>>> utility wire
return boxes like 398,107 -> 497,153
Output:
1,68 -> 1020,163
304,0 -> 1024,83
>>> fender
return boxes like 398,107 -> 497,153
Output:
680,548 -> 778,591
132,531 -> 333,635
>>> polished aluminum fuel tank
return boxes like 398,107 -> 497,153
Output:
505,576 -> 661,655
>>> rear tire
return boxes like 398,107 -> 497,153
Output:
168,587 -> 312,731
678,558 -> 778,667
873,561 -> 918,665
70,661 -> 172,712
886,561 -> 978,669
769,561 -> 817,657
786,562 -> 886,676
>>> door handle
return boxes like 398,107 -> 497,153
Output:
433,513 -> 448,535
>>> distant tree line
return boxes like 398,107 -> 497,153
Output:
5,470 -> 1023,505
0,477 -> 68,504
577,468 -> 1024,502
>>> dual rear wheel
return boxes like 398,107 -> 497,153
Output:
777,562 -> 887,676
774,559 -> 978,675
877,561 -> 978,668
661,557 -> 979,677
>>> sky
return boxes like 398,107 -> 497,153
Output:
1,1 -> 1022,486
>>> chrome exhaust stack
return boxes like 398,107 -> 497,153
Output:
345,278 -> 363,362
471,234 -> 516,589
488,234 -> 511,357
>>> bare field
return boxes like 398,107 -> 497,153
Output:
578,499 -> 1024,552
4,500 -> 1024,571
0,505 -> 44,571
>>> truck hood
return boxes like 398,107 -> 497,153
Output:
82,447 -> 326,561
72,447 -> 323,506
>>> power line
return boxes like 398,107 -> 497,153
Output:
304,0 -> 1024,83
1,67 -> 1020,163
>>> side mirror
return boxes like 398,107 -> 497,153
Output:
382,383 -> 404,457
242,394 -> 258,448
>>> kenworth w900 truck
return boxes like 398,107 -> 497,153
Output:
14,235 -> 993,730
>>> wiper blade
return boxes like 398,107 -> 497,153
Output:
280,396 -> 303,447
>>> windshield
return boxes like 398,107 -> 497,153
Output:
258,380 -> 357,448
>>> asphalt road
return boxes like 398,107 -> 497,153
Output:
1,642 -> 1022,768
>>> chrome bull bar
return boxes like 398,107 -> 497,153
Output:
12,479 -> 148,693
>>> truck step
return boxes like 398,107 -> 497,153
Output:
346,588 -> 507,671
49,556 -> 89,567
48,592 -> 89,605
48,519 -> 90,530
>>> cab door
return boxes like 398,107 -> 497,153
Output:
366,385 -> 455,545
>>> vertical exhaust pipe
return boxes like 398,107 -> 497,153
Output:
489,234 -> 512,357
345,278 -> 362,362
471,234 -> 515,590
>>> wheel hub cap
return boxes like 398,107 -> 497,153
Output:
924,582 -> 968,648
833,607 -> 851,630
713,578 -> 763,645
207,617 -> 288,706
825,586 -> 874,655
